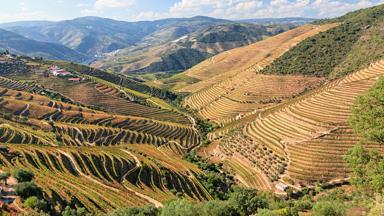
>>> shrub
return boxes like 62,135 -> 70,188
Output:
0,172 -> 10,184
12,169 -> 34,182
109,205 -> 158,216
349,77 -> 384,144
24,196 -> 48,212
14,182 -> 41,199
3,112 -> 13,120
256,208 -> 294,216
368,196 -> 384,216
160,199 -> 198,216
293,199 -> 313,212
344,145 -> 384,195
61,206 -> 87,216
311,201 -> 346,216
228,188 -> 269,216
199,200 -> 237,216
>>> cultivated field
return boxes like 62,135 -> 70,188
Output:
0,144 -> 211,212
0,70 -> 209,212
179,24 -> 337,93
181,24 -> 337,126
214,61 -> 384,189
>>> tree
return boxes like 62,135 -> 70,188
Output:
227,188 -> 269,216
368,196 -> 384,216
24,196 -> 48,212
61,206 -> 87,216
109,205 -> 158,216
12,169 -> 34,182
14,182 -> 41,199
311,201 -> 346,216
0,172 -> 10,185
160,199 -> 199,216
199,200 -> 237,216
349,77 -> 384,144
344,145 -> 384,195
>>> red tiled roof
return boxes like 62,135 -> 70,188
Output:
68,78 -> 81,81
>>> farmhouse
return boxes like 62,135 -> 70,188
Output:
68,77 -> 82,82
275,182 -> 289,192
49,65 -> 72,76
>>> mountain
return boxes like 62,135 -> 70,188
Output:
93,23 -> 294,74
239,17 -> 317,25
1,16 -> 231,56
0,28 -> 89,62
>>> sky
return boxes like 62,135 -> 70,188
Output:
0,0 -> 383,23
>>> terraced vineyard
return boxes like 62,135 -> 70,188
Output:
1,6 -> 384,214
217,60 -> 384,189
6,74 -> 191,125
179,24 -> 337,93
182,24 -> 336,125
0,85 -> 199,148
0,144 -> 211,212
0,67 -> 211,213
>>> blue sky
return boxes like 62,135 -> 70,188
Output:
0,0 -> 383,22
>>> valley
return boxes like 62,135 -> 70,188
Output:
0,3 -> 383,216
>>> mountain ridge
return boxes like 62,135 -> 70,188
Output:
0,28 -> 90,63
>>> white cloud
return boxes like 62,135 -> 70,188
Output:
0,4 -> 59,22
133,11 -> 169,21
0,12 -> 47,22
131,0 -> 382,21
313,0 -> 374,17
94,0 -> 135,10
79,0 -> 135,16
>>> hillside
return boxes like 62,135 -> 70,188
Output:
262,4 -> 384,78
1,16 -> 231,57
180,4 -> 384,195
0,54 -> 213,213
93,23 -> 293,74
211,60 -> 384,191
0,29 -> 89,63
238,17 -> 316,25
167,24 -> 335,93
1,3 -> 384,215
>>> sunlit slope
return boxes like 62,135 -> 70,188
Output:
181,24 -> 337,125
7,59 -> 192,126
0,77 -> 199,148
178,24 -> 337,93
0,74 -> 211,212
0,144 -> 211,212
217,61 -> 384,188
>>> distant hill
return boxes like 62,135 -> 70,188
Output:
93,23 -> 294,74
1,16 -> 231,56
0,28 -> 89,62
0,16 -> 316,70
238,17 -> 317,25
